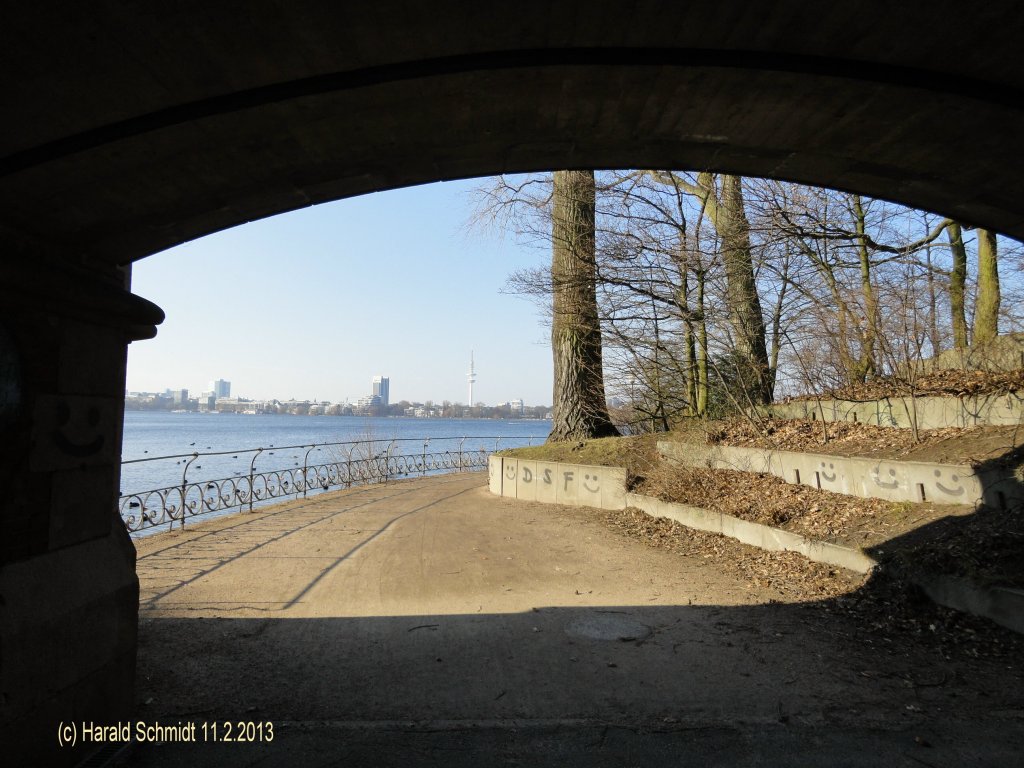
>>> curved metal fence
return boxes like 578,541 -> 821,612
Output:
119,436 -> 540,533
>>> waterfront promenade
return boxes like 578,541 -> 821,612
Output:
130,473 -> 1022,766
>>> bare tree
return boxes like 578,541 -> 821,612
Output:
595,170 -> 709,420
973,228 -> 1001,343
634,172 -> 774,405
471,171 -> 1024,432
548,170 -> 619,441
946,221 -> 970,350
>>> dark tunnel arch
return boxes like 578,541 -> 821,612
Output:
4,4 -> 1024,764
3,3 -> 1024,268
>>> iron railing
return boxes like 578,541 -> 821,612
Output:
119,435 -> 540,533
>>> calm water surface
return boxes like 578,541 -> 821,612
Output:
121,411 -> 549,495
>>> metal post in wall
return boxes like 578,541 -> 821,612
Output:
179,452 -> 199,530
303,444 -> 317,498
249,448 -> 263,512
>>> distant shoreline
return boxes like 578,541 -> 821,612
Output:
125,408 -> 551,420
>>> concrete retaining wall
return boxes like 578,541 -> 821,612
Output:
488,455 -> 627,510
627,492 -> 1024,635
657,441 -> 1023,509
764,392 -> 1024,429
914,577 -> 1024,635
489,454 -> 1023,635
925,333 -> 1024,373
625,493 -> 877,573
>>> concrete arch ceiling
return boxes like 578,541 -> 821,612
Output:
2,1 -> 1024,268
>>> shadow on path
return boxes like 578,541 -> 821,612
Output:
132,601 -> 1023,767
129,473 -> 1024,766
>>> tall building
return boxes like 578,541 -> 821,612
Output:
209,379 -> 231,399
467,351 -> 476,406
372,375 -> 389,407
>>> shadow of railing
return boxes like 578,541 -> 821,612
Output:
121,435 -> 542,533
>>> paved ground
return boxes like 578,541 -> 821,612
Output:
127,473 -> 1023,766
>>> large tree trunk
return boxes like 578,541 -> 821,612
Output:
946,222 -> 969,349
716,174 -> 773,404
972,228 -> 1000,344
548,170 -> 619,442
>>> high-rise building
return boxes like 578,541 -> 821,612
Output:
209,379 -> 231,399
372,376 -> 389,407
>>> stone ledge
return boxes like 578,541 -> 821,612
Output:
624,492 -> 878,573
762,392 -> 1024,429
914,577 -> 1024,635
625,491 -> 1024,636
488,455 -> 626,510
657,440 -> 1022,509
488,453 -> 1022,635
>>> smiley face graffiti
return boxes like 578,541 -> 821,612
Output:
819,462 -> 837,483
933,469 -> 965,497
872,467 -> 900,490
505,464 -> 517,481
50,400 -> 105,457
582,472 -> 600,494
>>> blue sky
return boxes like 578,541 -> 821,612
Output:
126,179 -> 554,406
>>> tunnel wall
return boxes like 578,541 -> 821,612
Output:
0,258 -> 159,765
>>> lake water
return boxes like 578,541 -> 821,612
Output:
121,411 -> 549,496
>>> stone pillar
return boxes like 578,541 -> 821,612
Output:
0,251 -> 163,765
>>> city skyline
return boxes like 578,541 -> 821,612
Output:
127,370 -> 545,407
125,179 -> 553,405
128,352 -> 548,407
125,382 -> 548,408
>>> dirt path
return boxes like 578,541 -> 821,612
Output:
130,473 -> 1024,767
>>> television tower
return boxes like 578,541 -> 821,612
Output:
467,351 -> 477,406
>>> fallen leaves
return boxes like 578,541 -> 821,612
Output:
599,506 -> 1024,661
691,416 -> 1024,466
636,464 -> 897,545
787,367 -> 1024,401
601,506 -> 863,602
